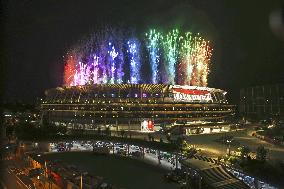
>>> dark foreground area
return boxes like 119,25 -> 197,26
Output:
43,152 -> 179,189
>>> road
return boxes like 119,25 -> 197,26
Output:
184,130 -> 284,160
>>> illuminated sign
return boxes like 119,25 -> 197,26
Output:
171,86 -> 212,102
141,120 -> 154,131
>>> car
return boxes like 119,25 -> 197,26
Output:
114,143 -> 125,150
130,151 -> 142,158
130,145 -> 140,151
103,142 -> 112,147
95,141 -> 104,147
93,147 -> 110,155
117,149 -> 127,156
57,147 -> 65,152
147,149 -> 156,155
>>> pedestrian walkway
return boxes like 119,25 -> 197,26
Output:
181,158 -> 249,189
142,153 -> 176,170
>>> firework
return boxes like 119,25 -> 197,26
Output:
63,27 -> 213,87
180,32 -> 194,85
179,32 -> 213,86
107,42 -> 118,84
145,29 -> 163,84
162,29 -> 180,84
92,55 -> 100,84
127,39 -> 141,84
64,53 -> 77,86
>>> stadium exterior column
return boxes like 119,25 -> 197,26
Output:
116,119 -> 118,134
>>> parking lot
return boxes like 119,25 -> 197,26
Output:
48,140 -> 181,170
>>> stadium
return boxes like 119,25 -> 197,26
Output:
40,28 -> 235,134
41,84 -> 235,134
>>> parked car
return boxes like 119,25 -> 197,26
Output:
93,147 -> 110,155
130,151 -> 142,158
117,149 -> 127,156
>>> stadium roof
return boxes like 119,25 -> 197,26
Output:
45,84 -> 225,96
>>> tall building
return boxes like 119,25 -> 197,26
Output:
239,84 -> 284,120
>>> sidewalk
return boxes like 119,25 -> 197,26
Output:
141,152 -> 181,170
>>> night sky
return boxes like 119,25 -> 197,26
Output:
2,0 -> 284,104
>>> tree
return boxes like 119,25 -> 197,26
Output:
166,133 -> 171,143
256,146 -> 267,161
238,146 -> 250,159
228,156 -> 238,164
176,136 -> 189,153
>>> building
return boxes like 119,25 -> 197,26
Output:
239,84 -> 284,120
40,84 -> 235,134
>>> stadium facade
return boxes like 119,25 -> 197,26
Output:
40,84 -> 235,134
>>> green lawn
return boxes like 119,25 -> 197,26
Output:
43,152 -> 179,189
